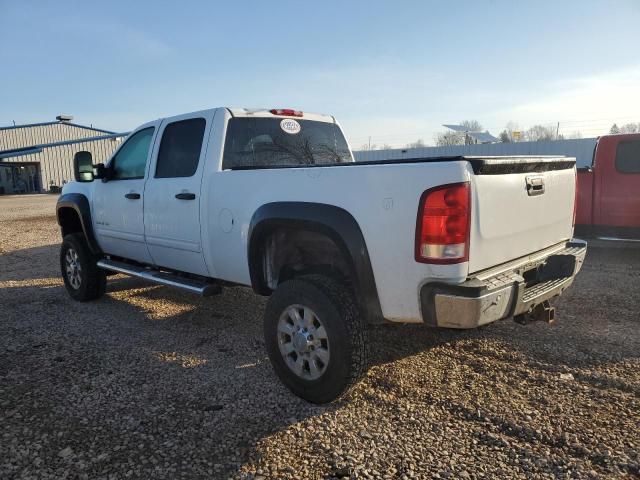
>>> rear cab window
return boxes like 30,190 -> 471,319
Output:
155,118 -> 206,178
222,117 -> 352,169
615,140 -> 640,174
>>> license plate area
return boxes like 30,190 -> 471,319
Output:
522,254 -> 577,287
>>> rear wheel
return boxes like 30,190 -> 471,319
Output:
264,274 -> 368,403
60,233 -> 106,301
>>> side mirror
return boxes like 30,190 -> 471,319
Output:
94,163 -> 107,180
73,151 -> 94,182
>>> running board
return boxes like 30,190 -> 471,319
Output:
97,259 -> 221,296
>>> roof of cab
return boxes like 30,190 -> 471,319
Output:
226,108 -> 335,123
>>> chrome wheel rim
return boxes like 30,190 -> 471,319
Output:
277,304 -> 330,380
65,248 -> 82,290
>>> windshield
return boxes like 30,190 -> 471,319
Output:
222,117 -> 352,169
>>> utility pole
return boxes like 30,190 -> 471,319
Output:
368,136 -> 371,150
556,122 -> 560,140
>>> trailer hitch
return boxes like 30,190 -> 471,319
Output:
514,300 -> 555,325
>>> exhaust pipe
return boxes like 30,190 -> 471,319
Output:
514,300 -> 555,325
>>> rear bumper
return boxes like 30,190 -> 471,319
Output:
420,240 -> 587,329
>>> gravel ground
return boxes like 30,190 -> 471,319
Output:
1,194 -> 639,480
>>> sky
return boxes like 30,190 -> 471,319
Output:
1,0 -> 639,148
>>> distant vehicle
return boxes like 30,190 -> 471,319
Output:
55,107 -> 586,403
575,133 -> 640,241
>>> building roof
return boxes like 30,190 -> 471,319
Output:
442,124 -> 471,133
0,120 -> 114,133
0,121 -> 116,152
0,132 -> 127,160
442,124 -> 499,143
467,131 -> 499,143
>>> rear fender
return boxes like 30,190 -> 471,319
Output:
248,202 -> 384,324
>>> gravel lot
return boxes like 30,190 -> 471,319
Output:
1,194 -> 639,480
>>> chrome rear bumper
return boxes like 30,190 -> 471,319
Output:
420,240 -> 587,329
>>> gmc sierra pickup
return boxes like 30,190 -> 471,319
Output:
57,107 -> 587,403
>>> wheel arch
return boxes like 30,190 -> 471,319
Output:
56,193 -> 102,255
248,202 -> 384,324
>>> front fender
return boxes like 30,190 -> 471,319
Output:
56,193 -> 101,255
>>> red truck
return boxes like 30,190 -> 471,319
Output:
575,133 -> 640,241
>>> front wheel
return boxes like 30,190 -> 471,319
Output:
264,275 -> 368,403
60,233 -> 106,302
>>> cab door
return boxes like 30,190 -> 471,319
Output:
143,111 -> 214,276
594,135 -> 640,228
92,123 -> 159,263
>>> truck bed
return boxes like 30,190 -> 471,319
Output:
209,154 -> 577,322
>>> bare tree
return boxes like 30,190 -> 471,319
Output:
406,139 -> 426,149
432,120 -> 484,146
460,120 -> 483,132
499,121 -> 521,143
619,123 -> 640,134
499,130 -> 511,143
565,131 -> 583,139
503,121 -> 523,142
359,143 -> 380,151
526,124 -> 556,142
434,132 -> 464,146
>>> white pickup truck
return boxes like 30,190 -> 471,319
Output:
57,107 -> 586,403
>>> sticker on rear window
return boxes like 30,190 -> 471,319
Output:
280,119 -> 301,135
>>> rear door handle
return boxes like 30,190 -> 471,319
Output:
175,192 -> 196,200
124,193 -> 141,200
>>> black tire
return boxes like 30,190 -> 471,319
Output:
60,233 -> 106,302
264,274 -> 368,403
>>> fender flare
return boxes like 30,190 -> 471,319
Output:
248,202 -> 384,323
56,193 -> 102,255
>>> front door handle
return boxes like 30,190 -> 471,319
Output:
125,193 -> 141,200
175,192 -> 196,200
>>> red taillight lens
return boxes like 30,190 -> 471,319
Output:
270,108 -> 303,117
415,182 -> 471,264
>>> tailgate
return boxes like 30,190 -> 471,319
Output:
467,157 -> 576,274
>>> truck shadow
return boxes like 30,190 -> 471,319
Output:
0,243 -> 60,282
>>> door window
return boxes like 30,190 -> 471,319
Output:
111,128 -> 155,180
155,118 -> 206,178
615,140 -> 640,174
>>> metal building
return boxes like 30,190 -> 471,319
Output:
0,117 -> 125,194
353,138 -> 598,169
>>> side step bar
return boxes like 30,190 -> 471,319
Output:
97,259 -> 221,297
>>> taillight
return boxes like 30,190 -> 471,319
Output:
415,182 -> 471,264
270,108 -> 303,117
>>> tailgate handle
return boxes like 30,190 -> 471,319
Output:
526,176 -> 545,196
